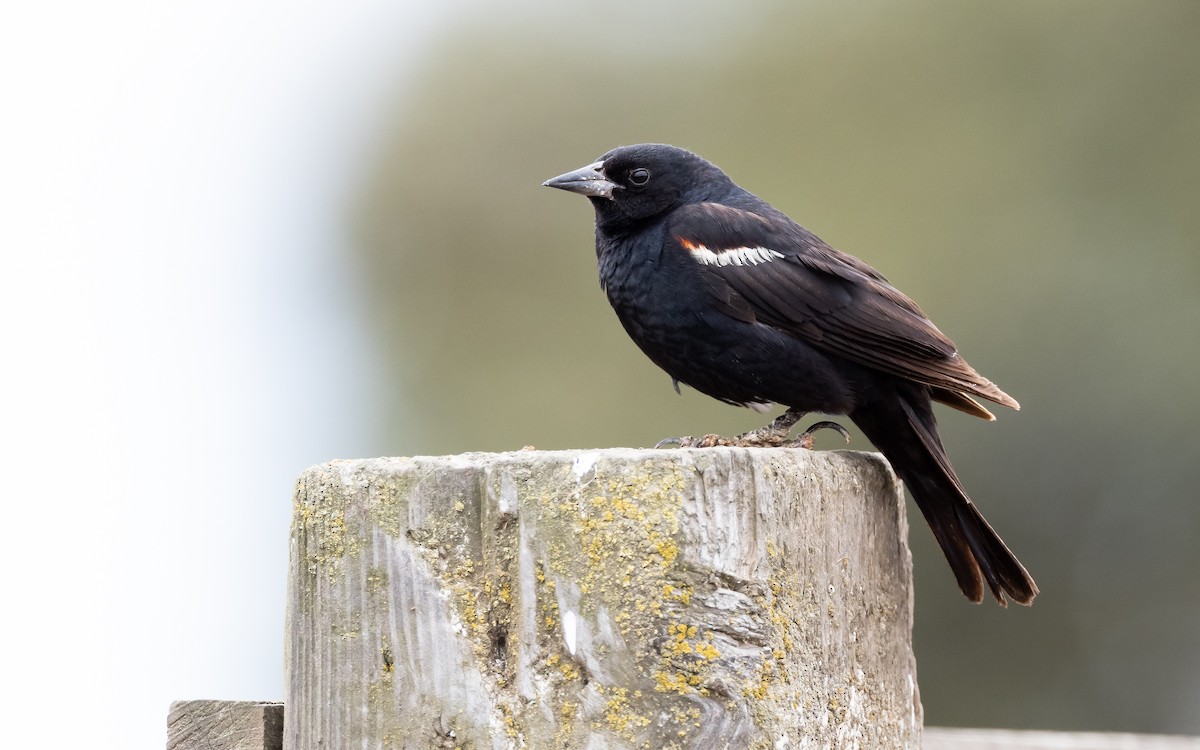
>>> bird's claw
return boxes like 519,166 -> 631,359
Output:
799,420 -> 852,445
775,420 -> 852,450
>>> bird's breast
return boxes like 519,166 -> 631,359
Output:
594,233 -> 859,414
598,234 -> 701,338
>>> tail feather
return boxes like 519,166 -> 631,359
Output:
852,388 -> 1037,606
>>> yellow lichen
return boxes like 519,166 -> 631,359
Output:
695,641 -> 720,660
502,707 -> 519,738
653,669 -> 694,694
556,701 -> 578,747
599,686 -> 652,739
654,623 -> 717,696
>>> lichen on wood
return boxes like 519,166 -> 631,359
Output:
285,447 -> 921,749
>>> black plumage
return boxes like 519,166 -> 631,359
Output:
544,143 -> 1036,605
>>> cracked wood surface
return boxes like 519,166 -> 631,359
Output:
284,447 -> 919,749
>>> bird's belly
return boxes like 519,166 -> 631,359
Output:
614,297 -> 859,415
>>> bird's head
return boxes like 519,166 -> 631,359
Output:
543,144 -> 732,231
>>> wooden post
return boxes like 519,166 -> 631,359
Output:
284,448 -> 921,749
167,701 -> 283,750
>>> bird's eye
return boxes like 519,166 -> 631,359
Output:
628,168 -> 651,186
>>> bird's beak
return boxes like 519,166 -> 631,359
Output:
542,161 -> 619,200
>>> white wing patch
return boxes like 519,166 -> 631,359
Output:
680,239 -> 784,267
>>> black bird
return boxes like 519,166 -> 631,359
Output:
544,143 -> 1037,606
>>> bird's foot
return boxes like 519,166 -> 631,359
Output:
731,409 -> 806,446
656,434 -> 730,448
655,410 -> 852,450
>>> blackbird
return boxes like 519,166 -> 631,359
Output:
544,143 -> 1036,605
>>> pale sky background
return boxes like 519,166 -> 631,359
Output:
1,2 -> 461,746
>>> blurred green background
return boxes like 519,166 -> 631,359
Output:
353,0 -> 1200,734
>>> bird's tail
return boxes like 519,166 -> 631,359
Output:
852,389 -> 1037,606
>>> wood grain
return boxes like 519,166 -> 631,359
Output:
285,448 -> 919,749
167,700 -> 282,750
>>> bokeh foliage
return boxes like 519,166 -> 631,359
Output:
353,0 -> 1200,733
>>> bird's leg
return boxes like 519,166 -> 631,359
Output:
656,409 -> 852,450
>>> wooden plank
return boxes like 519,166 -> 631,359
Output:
284,448 -> 920,748
161,700 -> 1200,750
167,700 -> 282,750
924,727 -> 1200,749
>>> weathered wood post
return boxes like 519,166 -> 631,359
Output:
167,701 -> 283,750
285,447 -> 921,748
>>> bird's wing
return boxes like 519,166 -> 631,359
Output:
667,202 -> 1018,414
